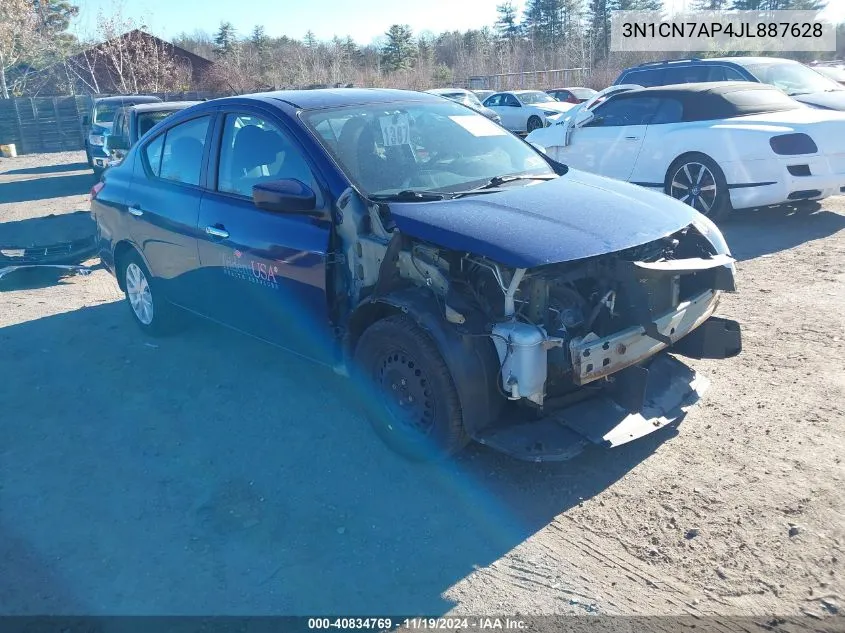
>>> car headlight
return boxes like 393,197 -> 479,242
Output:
88,134 -> 105,146
542,110 -> 558,117
691,215 -> 735,280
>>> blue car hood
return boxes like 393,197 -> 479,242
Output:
387,170 -> 700,268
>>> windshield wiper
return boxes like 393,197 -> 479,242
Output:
452,174 -> 558,197
368,190 -> 447,202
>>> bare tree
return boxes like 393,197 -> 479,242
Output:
0,0 -> 38,98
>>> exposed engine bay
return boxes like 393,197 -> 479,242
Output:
332,188 -> 741,458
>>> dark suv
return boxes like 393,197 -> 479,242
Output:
614,57 -> 845,111
82,95 -> 162,171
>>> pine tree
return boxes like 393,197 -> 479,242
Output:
381,24 -> 415,71
213,21 -> 236,57
304,30 -> 317,48
587,0 -> 613,61
495,2 -> 522,40
690,0 -> 728,9
251,25 -> 268,53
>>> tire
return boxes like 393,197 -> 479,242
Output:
119,250 -> 181,336
665,153 -> 732,222
353,314 -> 469,461
527,115 -> 543,133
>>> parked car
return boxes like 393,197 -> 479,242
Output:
481,90 -> 575,133
809,62 -> 845,86
526,82 -> 845,220
472,89 -> 495,102
546,87 -> 598,104
82,95 -> 162,171
614,57 -> 845,111
105,101 -> 201,163
424,88 -> 502,124
91,88 -> 741,462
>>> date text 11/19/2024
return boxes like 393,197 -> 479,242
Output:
307,617 -> 528,630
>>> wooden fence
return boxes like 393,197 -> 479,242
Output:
0,96 -> 90,155
0,92 -> 220,156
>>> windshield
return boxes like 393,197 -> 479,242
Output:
517,91 -> 557,105
137,110 -> 178,137
744,62 -> 844,96
571,88 -> 597,99
93,104 -> 119,124
302,100 -> 554,197
815,66 -> 845,83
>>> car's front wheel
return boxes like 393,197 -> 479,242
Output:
120,251 -> 180,335
665,153 -> 732,221
354,314 -> 469,461
527,115 -> 543,133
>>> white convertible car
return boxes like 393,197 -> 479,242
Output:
526,82 -> 845,220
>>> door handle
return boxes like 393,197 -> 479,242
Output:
128,204 -> 143,217
624,136 -> 640,141
205,225 -> 229,239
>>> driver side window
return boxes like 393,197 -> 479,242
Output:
217,113 -> 318,199
504,95 -> 521,107
585,97 -> 661,127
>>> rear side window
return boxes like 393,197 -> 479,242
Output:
145,116 -> 210,186
651,98 -> 684,124
663,66 -> 713,84
144,134 -> 165,177
619,69 -> 664,87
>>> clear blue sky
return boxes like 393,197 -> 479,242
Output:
70,0 -> 845,46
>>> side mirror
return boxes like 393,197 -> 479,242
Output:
81,115 -> 90,126
253,179 -> 317,214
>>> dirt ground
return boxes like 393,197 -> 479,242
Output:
1,151 -> 843,619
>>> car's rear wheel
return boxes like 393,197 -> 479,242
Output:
527,115 -> 543,133
354,314 -> 468,461
120,251 -> 180,335
665,153 -> 732,221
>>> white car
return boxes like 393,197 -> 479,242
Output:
526,82 -> 845,220
424,88 -> 502,124
481,90 -> 575,133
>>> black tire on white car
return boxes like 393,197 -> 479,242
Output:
665,153 -> 732,222
527,115 -> 543,133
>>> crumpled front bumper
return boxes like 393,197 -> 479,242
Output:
474,315 -> 742,462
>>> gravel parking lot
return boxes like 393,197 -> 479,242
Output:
1,151 -> 843,618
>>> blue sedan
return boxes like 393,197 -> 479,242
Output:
91,89 -> 741,461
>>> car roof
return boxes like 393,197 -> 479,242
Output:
426,88 -> 469,94
232,88 -> 442,110
709,56 -> 796,66
125,101 -> 201,113
94,95 -> 162,104
625,81 -> 777,96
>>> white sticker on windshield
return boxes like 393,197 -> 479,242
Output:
449,115 -> 507,137
379,113 -> 411,146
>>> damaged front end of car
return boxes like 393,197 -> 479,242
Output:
331,182 -> 741,461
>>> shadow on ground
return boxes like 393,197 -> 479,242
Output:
0,302 -> 676,615
724,202 -> 845,261
1,162 -> 90,176
0,172 -> 96,204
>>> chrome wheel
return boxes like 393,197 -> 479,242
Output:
670,162 -> 718,215
125,262 -> 154,325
